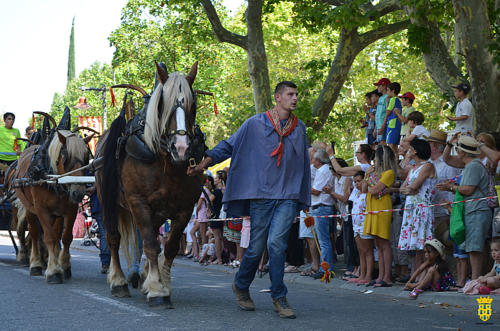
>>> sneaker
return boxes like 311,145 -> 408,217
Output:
101,264 -> 109,274
272,296 -> 296,319
232,283 -> 255,311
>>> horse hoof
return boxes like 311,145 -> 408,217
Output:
164,296 -> 174,309
127,272 -> 140,289
30,267 -> 43,276
64,268 -> 72,279
17,254 -> 29,265
47,273 -> 63,284
111,284 -> 131,298
147,296 -> 173,309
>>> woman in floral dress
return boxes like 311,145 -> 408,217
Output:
399,138 -> 437,269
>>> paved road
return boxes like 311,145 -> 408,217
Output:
0,237 -> 497,330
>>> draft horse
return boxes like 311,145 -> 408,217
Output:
14,112 -> 93,282
96,62 -> 204,307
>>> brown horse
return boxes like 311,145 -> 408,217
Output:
96,62 -> 204,307
14,124 -> 92,283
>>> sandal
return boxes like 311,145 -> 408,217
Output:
284,265 -> 299,273
409,288 -> 423,299
300,268 -> 319,276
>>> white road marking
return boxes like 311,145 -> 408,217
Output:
70,289 -> 160,317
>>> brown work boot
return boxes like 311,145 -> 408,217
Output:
232,283 -> 255,311
272,296 -> 296,319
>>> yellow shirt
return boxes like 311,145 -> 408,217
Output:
0,126 -> 21,161
363,170 -> 395,240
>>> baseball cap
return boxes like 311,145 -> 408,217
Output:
373,78 -> 390,86
451,82 -> 471,94
398,92 -> 415,101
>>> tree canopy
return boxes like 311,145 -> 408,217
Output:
51,0 -> 500,159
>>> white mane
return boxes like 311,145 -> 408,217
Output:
143,72 -> 193,153
47,130 -> 88,173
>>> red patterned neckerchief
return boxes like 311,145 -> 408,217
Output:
265,107 -> 298,167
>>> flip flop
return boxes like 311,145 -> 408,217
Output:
366,280 -> 377,287
284,265 -> 299,273
300,268 -> 319,276
374,280 -> 393,288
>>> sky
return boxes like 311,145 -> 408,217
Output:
0,0 -> 242,136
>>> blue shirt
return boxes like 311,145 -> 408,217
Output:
206,113 -> 311,216
366,107 -> 376,131
375,94 -> 389,129
387,98 -> 402,132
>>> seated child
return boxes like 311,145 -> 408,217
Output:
405,239 -> 456,299
199,229 -> 216,266
464,237 -> 500,295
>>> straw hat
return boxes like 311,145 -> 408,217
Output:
426,129 -> 447,145
454,135 -> 481,155
425,239 -> 446,259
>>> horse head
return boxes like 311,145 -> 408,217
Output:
48,129 -> 91,203
143,61 -> 203,164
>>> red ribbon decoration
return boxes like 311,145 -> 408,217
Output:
110,87 -> 116,107
213,95 -> 218,115
31,114 -> 35,129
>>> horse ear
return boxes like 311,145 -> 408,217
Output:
185,61 -> 198,86
155,62 -> 168,85
83,132 -> 96,144
57,130 -> 67,145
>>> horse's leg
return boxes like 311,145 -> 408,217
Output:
129,203 -> 167,306
159,211 -> 191,309
36,209 -> 63,284
59,211 -> 76,280
27,215 -> 43,276
13,203 -> 29,264
107,207 -> 130,297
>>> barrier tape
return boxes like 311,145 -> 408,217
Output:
204,195 -> 497,222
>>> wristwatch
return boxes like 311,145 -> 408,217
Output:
329,155 -> 335,161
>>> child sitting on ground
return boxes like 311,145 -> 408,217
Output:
464,237 -> 500,295
405,239 -> 456,299
199,229 -> 216,266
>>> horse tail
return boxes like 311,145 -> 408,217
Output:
99,112 -> 126,239
117,209 -> 137,270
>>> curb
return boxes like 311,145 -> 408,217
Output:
0,233 -> 484,309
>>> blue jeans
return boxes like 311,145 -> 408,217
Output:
128,230 -> 143,275
312,205 -> 334,271
234,199 -> 298,299
95,213 -> 110,266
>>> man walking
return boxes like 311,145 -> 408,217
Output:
188,81 -> 311,318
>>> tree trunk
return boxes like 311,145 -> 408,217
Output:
246,0 -> 272,113
312,28 -> 361,129
312,20 -> 409,130
404,5 -> 465,103
452,0 -> 500,133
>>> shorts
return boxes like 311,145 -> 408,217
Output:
209,220 -> 224,229
386,128 -> 401,145
366,130 -> 376,145
464,209 -> 492,252
376,128 -> 387,143
453,242 -> 468,259
299,211 -> 313,239
355,231 -> 373,240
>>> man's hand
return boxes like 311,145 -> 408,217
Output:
186,156 -> 213,176
446,115 -> 455,121
377,127 -> 385,135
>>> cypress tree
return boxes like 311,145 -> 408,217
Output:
67,17 -> 75,85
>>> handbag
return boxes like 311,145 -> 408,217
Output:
366,172 -> 388,199
450,191 -> 465,245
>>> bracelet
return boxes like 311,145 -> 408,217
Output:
329,155 -> 335,161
